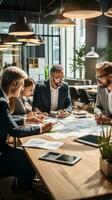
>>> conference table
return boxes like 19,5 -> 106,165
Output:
20,116 -> 112,200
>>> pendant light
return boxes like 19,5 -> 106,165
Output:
4,35 -> 22,45
8,16 -> 34,36
86,47 -> 99,58
0,35 -> 12,47
17,33 -> 44,45
50,14 -> 76,27
104,8 -> 112,17
17,34 -> 40,45
50,0 -> 76,27
63,0 -> 102,19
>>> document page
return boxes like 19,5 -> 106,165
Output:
22,138 -> 63,150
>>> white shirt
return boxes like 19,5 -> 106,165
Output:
50,84 -> 59,111
108,91 -> 112,115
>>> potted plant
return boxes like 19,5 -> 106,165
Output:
69,44 -> 86,79
98,125 -> 112,178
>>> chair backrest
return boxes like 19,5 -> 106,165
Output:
69,87 -> 79,103
78,89 -> 90,104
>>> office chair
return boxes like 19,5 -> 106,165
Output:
78,88 -> 95,112
69,87 -> 79,108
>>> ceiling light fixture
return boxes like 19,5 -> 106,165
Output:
104,8 -> 112,17
4,35 -> 22,45
50,0 -> 76,27
17,34 -> 44,45
50,14 -> 76,27
63,0 -> 102,19
8,16 -> 34,36
86,46 -> 99,58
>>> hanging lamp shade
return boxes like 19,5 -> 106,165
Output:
0,42 -> 12,47
63,0 -> 102,19
0,47 -> 10,51
17,34 -> 42,45
0,36 -> 12,47
104,8 -> 112,17
86,47 -> 99,58
4,35 -> 22,45
8,16 -> 34,36
49,14 -> 76,27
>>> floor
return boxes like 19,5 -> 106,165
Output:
0,177 -> 51,200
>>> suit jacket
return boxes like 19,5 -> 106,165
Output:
0,88 -> 40,152
14,96 -> 32,115
94,86 -> 111,117
32,80 -> 72,114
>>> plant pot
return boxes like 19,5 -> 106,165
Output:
100,157 -> 112,178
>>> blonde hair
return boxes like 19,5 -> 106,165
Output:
9,97 -> 16,114
1,66 -> 28,93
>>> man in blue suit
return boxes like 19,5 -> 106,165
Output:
33,65 -> 72,118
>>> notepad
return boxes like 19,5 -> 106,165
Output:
22,138 -> 63,150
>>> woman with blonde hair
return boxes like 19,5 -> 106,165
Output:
13,78 -> 35,114
0,66 -> 53,191
10,77 -> 44,122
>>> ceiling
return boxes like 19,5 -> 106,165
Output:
0,0 -> 111,24
0,0 -> 61,23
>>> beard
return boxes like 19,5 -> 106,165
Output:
99,79 -> 110,88
54,82 -> 62,88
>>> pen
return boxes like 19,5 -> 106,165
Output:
57,120 -> 67,126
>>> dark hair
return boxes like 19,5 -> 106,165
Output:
96,61 -> 112,75
50,65 -> 64,74
104,66 -> 112,75
24,78 -> 35,88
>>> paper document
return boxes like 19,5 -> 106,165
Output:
45,132 -> 75,139
22,138 -> 63,150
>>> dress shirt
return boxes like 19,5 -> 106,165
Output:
108,91 -> 112,115
50,84 -> 59,111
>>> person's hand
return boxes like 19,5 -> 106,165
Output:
42,122 -> 53,133
95,114 -> 111,125
36,114 -> 45,120
26,117 -> 43,124
27,111 -> 37,119
57,109 -> 70,118
42,112 -> 49,117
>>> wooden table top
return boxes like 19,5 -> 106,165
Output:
86,88 -> 97,94
20,134 -> 112,200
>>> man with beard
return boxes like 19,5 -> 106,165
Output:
32,65 -> 72,118
94,61 -> 112,125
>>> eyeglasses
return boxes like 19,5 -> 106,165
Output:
95,74 -> 108,81
52,75 -> 64,81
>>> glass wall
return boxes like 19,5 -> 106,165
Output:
0,20 -> 85,79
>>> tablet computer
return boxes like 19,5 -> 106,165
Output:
75,134 -> 102,147
39,152 -> 81,166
